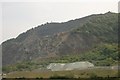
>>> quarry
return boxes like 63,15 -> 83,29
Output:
47,61 -> 94,71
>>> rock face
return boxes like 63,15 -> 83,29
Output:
47,61 -> 94,71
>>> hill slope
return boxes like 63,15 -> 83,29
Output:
2,12 -> 118,66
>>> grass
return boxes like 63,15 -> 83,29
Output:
4,68 -> 118,78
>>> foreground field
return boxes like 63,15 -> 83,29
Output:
4,68 -> 118,79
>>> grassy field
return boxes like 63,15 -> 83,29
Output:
4,68 -> 118,79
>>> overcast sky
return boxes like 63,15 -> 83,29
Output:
0,0 -> 119,43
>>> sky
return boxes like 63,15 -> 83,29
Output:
0,0 -> 119,43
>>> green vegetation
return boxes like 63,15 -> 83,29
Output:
2,61 -> 39,73
80,43 -> 118,66
2,43 -> 118,73
72,13 -> 118,43
45,43 -> 118,66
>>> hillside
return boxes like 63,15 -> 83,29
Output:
2,12 -> 118,67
